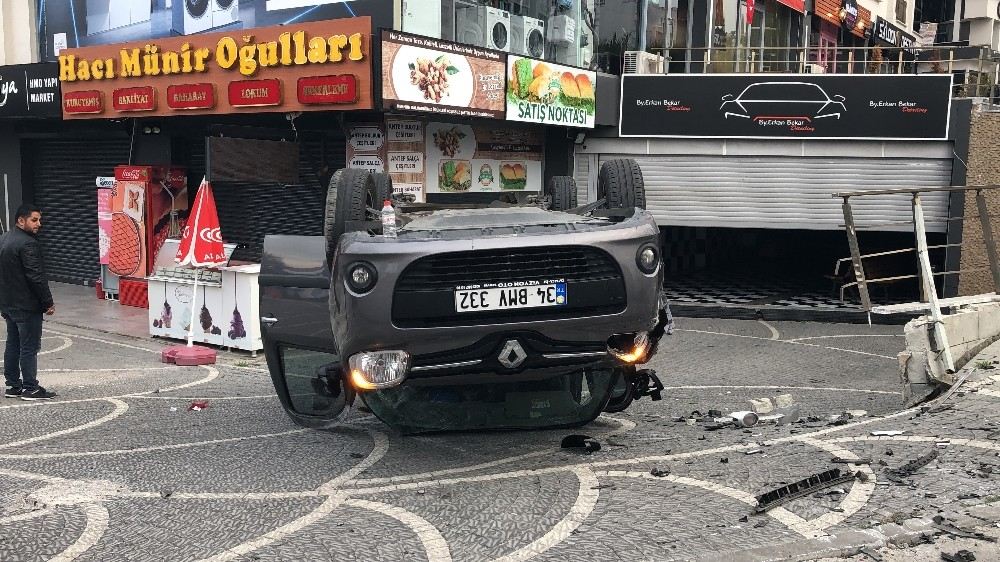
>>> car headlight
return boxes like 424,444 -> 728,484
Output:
636,244 -> 660,274
607,332 -> 651,364
348,350 -> 410,391
345,262 -> 377,294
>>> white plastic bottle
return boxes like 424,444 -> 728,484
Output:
381,199 -> 397,238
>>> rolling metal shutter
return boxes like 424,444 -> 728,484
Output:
573,153 -> 591,204
596,154 -> 953,232
26,138 -> 132,284
183,134 -> 345,263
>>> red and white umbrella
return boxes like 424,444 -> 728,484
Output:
174,177 -> 225,350
176,177 -> 226,268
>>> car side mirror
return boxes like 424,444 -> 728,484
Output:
721,94 -> 734,101
834,95 -> 845,102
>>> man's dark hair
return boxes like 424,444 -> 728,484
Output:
14,204 -> 42,221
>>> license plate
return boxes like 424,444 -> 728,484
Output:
455,283 -> 567,313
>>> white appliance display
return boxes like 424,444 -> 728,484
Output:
86,0 -> 153,36
512,15 -> 545,58
173,0 -> 239,35
483,7 -> 511,52
212,0 -> 239,28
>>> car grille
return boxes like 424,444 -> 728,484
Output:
392,246 -> 626,328
395,246 -> 621,291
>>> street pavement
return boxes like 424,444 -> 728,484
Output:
3,315 -> 1000,561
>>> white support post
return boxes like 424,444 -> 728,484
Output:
912,193 -> 956,374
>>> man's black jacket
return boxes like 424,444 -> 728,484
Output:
0,227 -> 54,314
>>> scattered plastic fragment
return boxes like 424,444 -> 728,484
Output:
160,490 -> 172,499
561,434 -> 601,453
832,457 -> 872,464
169,407 -> 178,412
650,467 -> 670,477
859,546 -> 884,561
941,550 -> 976,562
754,469 -> 858,513
349,453 -> 366,459
188,400 -> 209,411
730,411 -> 759,428
745,449 -> 764,456
885,450 -> 939,482
871,430 -> 905,436
933,515 -> 997,543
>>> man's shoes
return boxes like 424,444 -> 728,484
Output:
3,387 -> 22,398
19,387 -> 56,401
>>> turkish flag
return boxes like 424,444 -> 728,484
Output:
746,0 -> 756,25
175,177 -> 226,268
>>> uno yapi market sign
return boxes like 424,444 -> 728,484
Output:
58,17 -> 374,118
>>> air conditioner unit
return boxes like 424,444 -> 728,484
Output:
623,51 -> 665,74
212,0 -> 239,28
482,7 -> 511,52
804,63 -> 826,74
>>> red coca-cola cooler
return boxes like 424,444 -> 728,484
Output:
100,165 -> 189,308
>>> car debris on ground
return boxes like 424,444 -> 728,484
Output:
561,434 -> 601,453
941,550 -> 976,562
933,515 -> 997,543
884,450 -> 939,483
754,469 -> 859,513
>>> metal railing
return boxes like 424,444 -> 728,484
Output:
628,44 -> 1000,98
834,185 -> 1000,373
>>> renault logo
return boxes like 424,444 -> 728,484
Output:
498,339 -> 527,369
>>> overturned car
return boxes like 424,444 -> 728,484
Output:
259,159 -> 670,433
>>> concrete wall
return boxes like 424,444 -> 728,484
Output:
0,0 -> 39,65
900,302 -> 1000,402
958,111 -> 1000,297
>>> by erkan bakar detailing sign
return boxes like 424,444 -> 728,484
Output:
619,74 -> 953,140
57,17 -> 374,118
0,63 -> 62,118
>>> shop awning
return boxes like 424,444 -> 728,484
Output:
777,0 -> 805,13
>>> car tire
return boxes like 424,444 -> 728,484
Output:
548,176 -> 577,211
598,158 -> 646,210
324,169 -> 375,266
602,368 -> 636,413
372,172 -> 393,206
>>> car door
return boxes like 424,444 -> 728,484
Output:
259,235 -> 350,426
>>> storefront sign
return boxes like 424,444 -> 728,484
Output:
229,79 -> 282,107
872,17 -> 917,52
505,56 -> 595,128
349,155 -> 385,173
96,176 -> 116,187
63,90 -> 103,114
387,120 -> 422,142
167,83 -> 216,110
381,30 -> 506,119
840,0 -> 859,31
297,75 -> 358,104
349,126 -> 384,151
113,86 -> 156,112
0,63 -> 62,118
619,74 -> 953,140
58,17 -> 374,118
388,152 -> 424,174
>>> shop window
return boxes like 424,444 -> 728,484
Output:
895,0 -> 907,25
402,0 -> 592,69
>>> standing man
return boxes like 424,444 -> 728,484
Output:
1,204 -> 57,401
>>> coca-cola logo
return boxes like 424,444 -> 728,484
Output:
118,168 -> 147,181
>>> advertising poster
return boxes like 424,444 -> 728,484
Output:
38,0 -> 393,61
506,56 -> 596,128
619,74 -> 953,140
385,119 -> 425,203
97,187 -> 112,265
346,124 -> 386,174
424,121 -> 542,195
381,30 -> 506,119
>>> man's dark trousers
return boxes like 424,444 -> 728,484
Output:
3,311 -> 43,391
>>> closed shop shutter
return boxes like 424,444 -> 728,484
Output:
573,153 -> 591,204
25,137 -> 132,284
181,134 -> 346,263
596,154 -> 952,233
